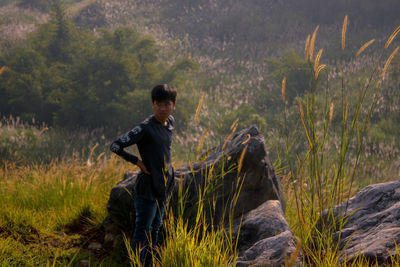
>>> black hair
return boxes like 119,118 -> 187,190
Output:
151,84 -> 177,103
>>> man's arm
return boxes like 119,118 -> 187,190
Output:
110,125 -> 144,165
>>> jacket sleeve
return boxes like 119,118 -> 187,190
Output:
110,124 -> 146,164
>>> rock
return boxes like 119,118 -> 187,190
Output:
88,242 -> 102,251
234,200 -> 301,267
78,260 -> 89,267
104,126 -> 295,266
174,125 -> 286,221
323,179 -> 400,264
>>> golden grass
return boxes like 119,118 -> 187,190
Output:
0,66 -> 5,76
314,48 -> 323,71
342,15 -> 348,51
385,25 -> 400,49
309,26 -> 319,61
237,144 -> 248,174
329,103 -> 334,123
314,64 -> 326,80
381,46 -> 399,79
305,34 -> 311,61
194,93 -> 205,124
196,127 -> 209,156
281,77 -> 286,103
356,39 -> 376,57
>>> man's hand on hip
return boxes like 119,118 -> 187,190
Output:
136,160 -> 151,175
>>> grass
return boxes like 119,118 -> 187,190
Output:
278,18 -> 400,266
0,156 -> 130,265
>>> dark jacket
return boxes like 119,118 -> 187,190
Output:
110,115 -> 175,200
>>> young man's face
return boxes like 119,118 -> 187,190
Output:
152,99 -> 176,123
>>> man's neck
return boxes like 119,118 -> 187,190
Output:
154,114 -> 167,126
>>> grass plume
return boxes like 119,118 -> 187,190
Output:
356,39 -> 375,57
381,46 -> 399,79
342,15 -> 348,50
282,77 -> 287,103
385,25 -> 400,49
309,25 -> 319,61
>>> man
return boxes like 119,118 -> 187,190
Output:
110,84 -> 177,263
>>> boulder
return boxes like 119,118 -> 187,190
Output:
104,126 -> 298,265
174,125 -> 286,222
324,179 -> 400,264
234,200 -> 301,267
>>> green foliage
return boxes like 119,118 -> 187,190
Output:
0,7 -> 196,131
267,50 -> 316,103
219,104 -> 267,134
18,0 -> 52,11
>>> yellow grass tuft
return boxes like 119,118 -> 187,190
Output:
342,15 -> 348,51
194,93 -> 205,124
309,26 -> 319,61
305,35 -> 311,61
314,64 -> 326,80
381,46 -> 399,80
0,66 -> 5,76
356,39 -> 375,57
385,25 -> 400,49
281,77 -> 287,103
314,48 -> 324,72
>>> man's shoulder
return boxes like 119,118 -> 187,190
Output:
166,115 -> 175,131
129,115 -> 153,134
168,115 -> 175,125
141,115 -> 154,125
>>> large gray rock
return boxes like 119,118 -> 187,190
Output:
234,200 -> 301,267
325,179 -> 400,264
104,126 -> 297,265
174,125 -> 286,222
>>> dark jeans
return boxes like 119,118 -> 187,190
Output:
132,194 -> 166,263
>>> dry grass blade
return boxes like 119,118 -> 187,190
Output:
314,64 -> 326,80
194,93 -> 205,124
282,77 -> 287,103
342,15 -> 348,51
237,145 -> 248,173
96,152 -> 105,161
299,101 -> 305,122
305,34 -> 311,61
230,118 -> 239,131
381,46 -> 399,80
314,48 -> 324,71
385,25 -> 400,49
0,66 -> 5,76
356,39 -> 375,57
90,143 -> 99,154
287,240 -> 302,267
309,25 -> 319,61
39,127 -> 49,136
196,128 -> 209,157
242,134 -> 251,145
329,103 -> 334,123
299,101 -> 312,148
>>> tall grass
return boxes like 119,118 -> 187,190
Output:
0,155 -> 131,265
281,18 -> 400,265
